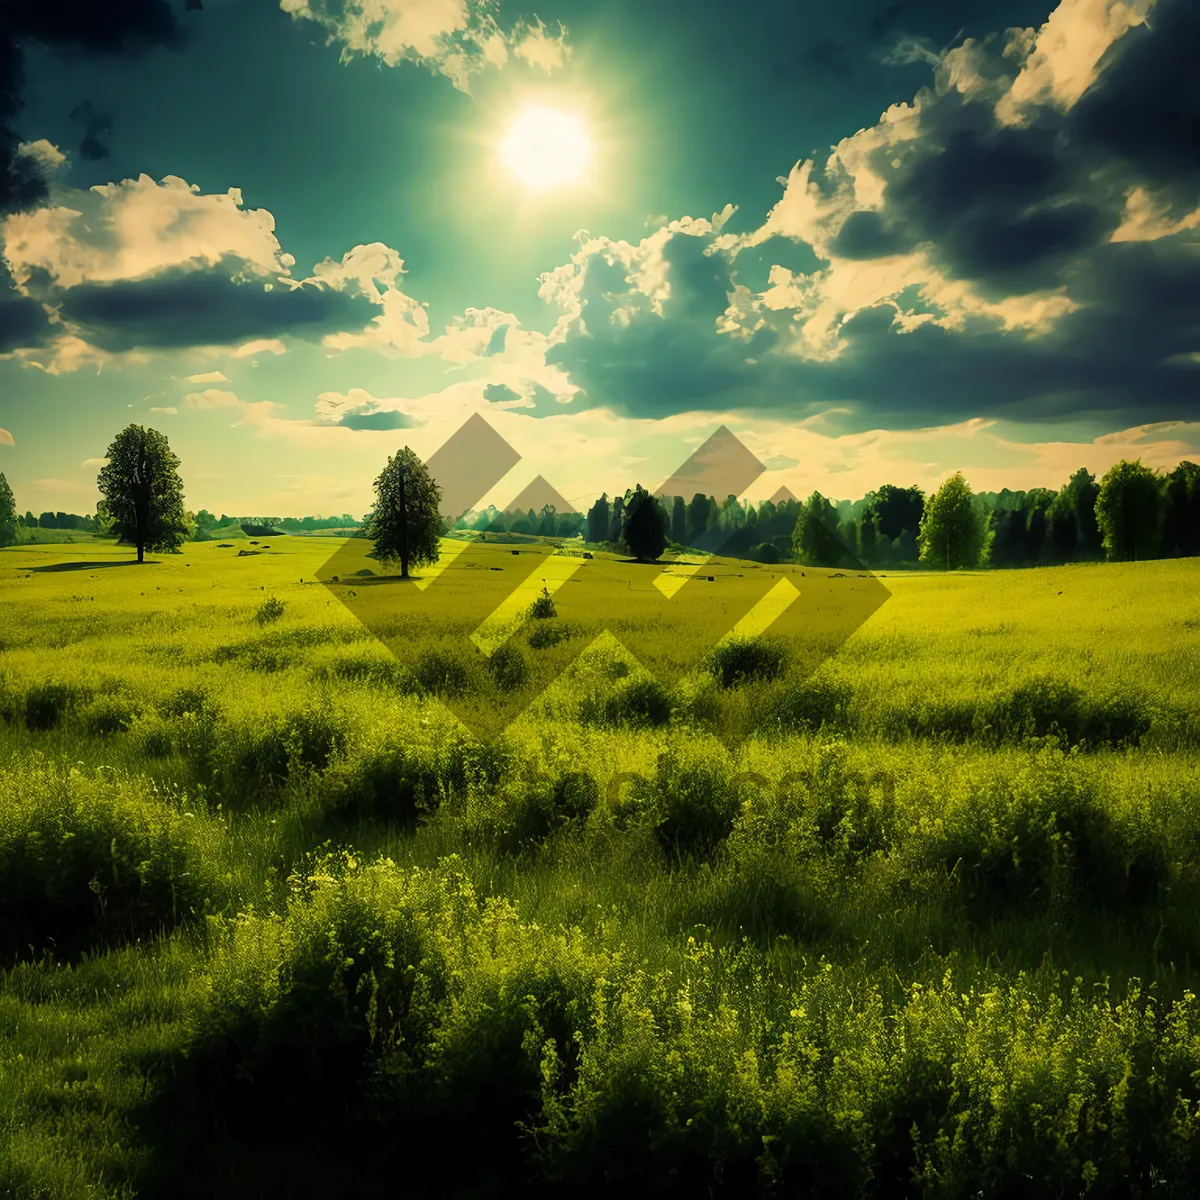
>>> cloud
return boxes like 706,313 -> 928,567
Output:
314,388 -> 417,430
231,337 -> 287,358
0,427 -> 12,446
183,388 -> 242,410
1,0 -> 197,215
80,457 -> 108,468
150,406 -> 177,414
280,0 -> 568,91
185,371 -> 230,384
515,0 -> 1200,434
484,383 -> 521,403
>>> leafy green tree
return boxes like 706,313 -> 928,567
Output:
868,484 -> 925,542
1096,460 -> 1164,562
0,473 -> 17,547
1163,461 -> 1200,558
622,485 -> 669,562
1051,467 -> 1101,560
366,446 -> 443,578
791,491 -> 843,567
918,472 -> 991,569
96,425 -> 189,563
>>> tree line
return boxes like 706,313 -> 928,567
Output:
0,426 -> 1196,572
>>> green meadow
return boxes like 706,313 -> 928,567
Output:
2,536 -> 1200,1197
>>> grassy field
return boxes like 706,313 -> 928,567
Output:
2,536 -> 1200,1197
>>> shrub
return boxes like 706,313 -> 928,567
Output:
771,675 -> 853,732
80,692 -> 140,736
987,676 -> 1084,744
592,677 -> 672,728
530,586 -> 557,619
208,703 -> 348,796
23,681 -> 90,732
706,637 -> 787,688
529,621 -> 571,650
413,647 -> 475,697
159,685 -> 212,719
649,744 -> 739,855
0,761 -> 224,958
488,644 -> 530,693
255,596 -> 286,625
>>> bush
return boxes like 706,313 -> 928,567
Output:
208,703 -> 348,796
529,621 -> 572,650
80,692 -> 140,735
488,644 -> 530,693
255,596 -> 286,625
771,675 -> 853,732
23,681 -> 90,732
0,761 -> 225,958
588,677 -> 673,728
413,647 -> 475,697
530,586 -> 557,619
649,744 -> 739,855
706,637 -> 787,688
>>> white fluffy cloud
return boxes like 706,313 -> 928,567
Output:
2,175 -> 286,292
183,388 -> 242,411
280,0 -> 568,91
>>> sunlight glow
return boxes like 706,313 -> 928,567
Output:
497,106 -> 593,191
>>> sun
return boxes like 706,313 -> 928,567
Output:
497,106 -> 593,191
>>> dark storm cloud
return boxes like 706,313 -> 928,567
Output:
1,0 -> 195,213
1068,0 -> 1200,209
335,408 -> 414,431
483,383 -> 521,403
533,0 -> 1200,433
0,262 -> 54,353
56,259 -> 379,352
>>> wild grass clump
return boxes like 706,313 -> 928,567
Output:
528,621 -> 573,650
413,647 -> 476,697
706,637 -> 787,688
0,758 -> 226,959
20,680 -> 92,732
255,596 -> 286,626
899,746 -> 1148,922
308,644 -> 413,692
204,701 -> 349,799
770,674 -> 853,733
79,691 -> 141,736
581,676 -> 673,728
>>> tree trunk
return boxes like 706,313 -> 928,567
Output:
138,541 -> 144,564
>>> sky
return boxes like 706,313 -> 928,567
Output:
0,0 -> 1197,519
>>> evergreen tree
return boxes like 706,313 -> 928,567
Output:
917,472 -> 991,569
366,446 -> 443,578
96,425 -> 189,563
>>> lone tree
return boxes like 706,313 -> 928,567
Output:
367,446 -> 442,578
622,484 -> 669,562
1096,459 -> 1164,562
96,426 -> 189,563
917,472 -> 991,570
0,472 -> 17,547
